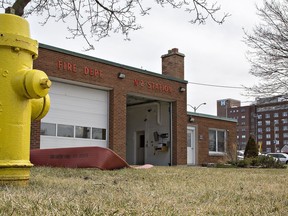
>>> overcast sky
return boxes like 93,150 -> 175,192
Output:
2,0 -> 264,115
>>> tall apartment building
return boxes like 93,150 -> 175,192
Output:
217,96 -> 288,153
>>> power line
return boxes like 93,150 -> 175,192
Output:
188,81 -> 244,89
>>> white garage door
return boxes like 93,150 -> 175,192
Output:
40,82 -> 108,149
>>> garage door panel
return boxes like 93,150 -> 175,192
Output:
41,82 -> 108,149
41,136 -> 107,149
50,95 -> 107,114
46,109 -> 107,126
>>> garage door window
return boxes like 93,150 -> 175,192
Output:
41,122 -> 106,140
41,123 -> 56,136
92,128 -> 106,140
76,126 -> 91,139
57,124 -> 74,137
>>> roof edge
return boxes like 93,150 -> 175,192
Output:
39,43 -> 188,84
187,111 -> 237,123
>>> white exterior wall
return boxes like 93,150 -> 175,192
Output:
126,102 -> 171,165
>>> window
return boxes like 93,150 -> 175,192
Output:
258,134 -> 262,139
274,119 -> 279,125
265,113 -> 270,118
41,123 -> 56,136
209,129 -> 225,153
283,112 -> 288,117
266,141 -> 271,145
266,134 -> 271,139
41,122 -> 107,141
266,127 -> 271,132
274,126 -> 279,131
257,114 -> 262,119
266,148 -> 271,153
265,120 -> 270,126
241,135 -> 246,139
92,128 -> 106,140
275,133 -> 279,138
241,115 -> 245,119
283,119 -> 288,124
75,126 -> 91,139
284,133 -> 288,138
284,126 -> 288,131
257,121 -> 262,126
258,128 -> 262,133
274,113 -> 279,118
57,124 -> 74,137
284,140 -> 288,145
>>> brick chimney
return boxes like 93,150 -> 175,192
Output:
161,48 -> 185,79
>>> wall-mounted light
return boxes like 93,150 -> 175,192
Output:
189,117 -> 194,122
179,87 -> 186,92
118,73 -> 126,79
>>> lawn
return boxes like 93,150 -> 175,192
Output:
1,166 -> 287,215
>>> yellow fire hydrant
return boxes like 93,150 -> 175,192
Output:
0,14 -> 51,185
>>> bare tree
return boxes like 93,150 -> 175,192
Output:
2,0 -> 229,50
244,0 -> 288,98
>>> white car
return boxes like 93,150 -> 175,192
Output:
266,153 -> 288,164
237,150 -> 244,160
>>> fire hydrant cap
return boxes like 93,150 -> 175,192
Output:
25,70 -> 51,98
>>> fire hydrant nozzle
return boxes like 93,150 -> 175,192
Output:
0,14 -> 51,185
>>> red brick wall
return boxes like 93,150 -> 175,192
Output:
188,115 -> 237,165
161,48 -> 185,80
31,45 -> 187,165
30,120 -> 40,149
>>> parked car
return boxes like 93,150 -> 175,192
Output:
266,153 -> 288,164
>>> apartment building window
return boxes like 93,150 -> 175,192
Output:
274,119 -> 279,125
283,133 -> 288,138
241,115 -> 245,119
284,126 -> 288,131
284,140 -> 288,145
283,119 -> 288,124
265,120 -> 270,126
266,127 -> 271,132
265,113 -> 270,118
241,135 -> 246,139
266,140 -> 271,145
274,126 -> 279,131
274,113 -> 279,118
283,112 -> 288,117
266,148 -> 271,153
258,128 -> 262,133
258,114 -> 262,119
257,121 -> 262,126
258,134 -> 262,139
241,128 -> 246,132
209,129 -> 226,153
275,133 -> 279,139
266,134 -> 271,139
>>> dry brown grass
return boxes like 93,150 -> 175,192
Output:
1,166 -> 288,215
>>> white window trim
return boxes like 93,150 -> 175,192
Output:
208,128 -> 227,155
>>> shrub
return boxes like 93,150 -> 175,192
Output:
235,155 -> 285,169
244,136 -> 259,158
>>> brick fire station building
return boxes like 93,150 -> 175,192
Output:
31,44 -> 187,166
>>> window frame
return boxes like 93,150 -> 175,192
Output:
208,128 -> 227,156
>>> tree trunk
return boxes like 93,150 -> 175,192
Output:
5,0 -> 31,16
